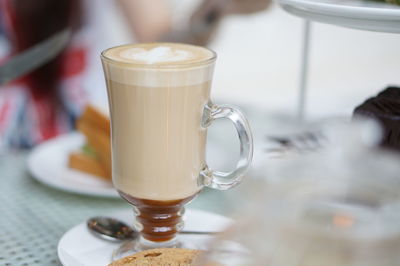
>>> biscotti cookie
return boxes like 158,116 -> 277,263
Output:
109,248 -> 201,266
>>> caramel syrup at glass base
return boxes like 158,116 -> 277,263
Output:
118,191 -> 198,242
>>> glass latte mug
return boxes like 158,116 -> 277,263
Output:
101,43 -> 253,257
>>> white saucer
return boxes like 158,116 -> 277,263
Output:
57,208 -> 232,266
28,133 -> 119,198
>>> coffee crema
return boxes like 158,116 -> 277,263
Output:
102,43 -> 214,66
102,43 -> 215,88
102,43 -> 215,201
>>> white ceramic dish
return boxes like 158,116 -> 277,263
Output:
57,208 -> 232,266
279,0 -> 400,33
28,133 -> 119,198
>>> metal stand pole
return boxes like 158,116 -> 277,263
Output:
298,20 -> 311,121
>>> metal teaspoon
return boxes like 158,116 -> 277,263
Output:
87,217 -> 217,242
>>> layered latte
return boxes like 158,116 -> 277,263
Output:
102,43 -> 215,202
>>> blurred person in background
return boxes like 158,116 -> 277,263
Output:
0,0 -> 270,151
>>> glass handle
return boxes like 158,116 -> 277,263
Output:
200,102 -> 253,190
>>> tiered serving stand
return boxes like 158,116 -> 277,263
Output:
278,0 -> 400,120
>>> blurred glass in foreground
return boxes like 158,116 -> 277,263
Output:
200,119 -> 400,266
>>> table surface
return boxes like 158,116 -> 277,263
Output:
0,152 -> 233,266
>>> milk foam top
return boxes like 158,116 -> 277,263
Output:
101,43 -> 216,87
120,46 -> 191,64
103,43 -> 214,66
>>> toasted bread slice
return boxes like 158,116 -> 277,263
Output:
79,105 -> 110,136
76,119 -> 112,176
68,152 -> 111,180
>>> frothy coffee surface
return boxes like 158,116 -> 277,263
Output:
103,43 -> 214,66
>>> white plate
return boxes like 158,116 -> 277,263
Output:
57,208 -> 232,266
28,133 -> 119,198
279,0 -> 400,33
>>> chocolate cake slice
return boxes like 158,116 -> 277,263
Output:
354,86 -> 400,150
